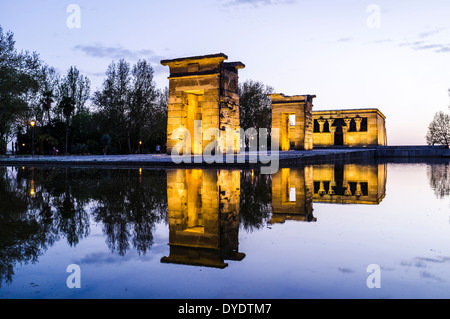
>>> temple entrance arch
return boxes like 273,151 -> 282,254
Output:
280,113 -> 296,150
334,125 -> 344,146
332,118 -> 346,146
161,53 -> 245,155
270,94 -> 315,151
184,90 -> 204,155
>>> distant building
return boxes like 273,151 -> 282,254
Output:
312,109 -> 387,147
269,91 -> 388,149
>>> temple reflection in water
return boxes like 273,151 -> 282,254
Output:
270,167 -> 315,224
312,163 -> 387,205
270,163 -> 387,224
162,163 -> 387,268
162,169 -> 245,268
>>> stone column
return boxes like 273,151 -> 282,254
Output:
355,182 -> 362,197
354,117 -> 362,132
344,184 -> 352,196
329,126 -> 336,145
343,118 -> 351,130
317,118 -> 326,133
318,181 -> 326,196
327,118 -> 335,129
342,126 -> 349,145
327,183 -> 335,195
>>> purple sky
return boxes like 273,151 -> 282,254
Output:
1,0 -> 450,144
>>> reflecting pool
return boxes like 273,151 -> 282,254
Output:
0,160 -> 449,299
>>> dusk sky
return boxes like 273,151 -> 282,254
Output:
1,0 -> 450,145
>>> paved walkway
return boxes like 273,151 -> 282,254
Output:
0,149 -> 373,167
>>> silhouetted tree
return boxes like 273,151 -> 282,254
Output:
41,90 -> 54,125
58,66 -> 90,116
0,26 -> 42,153
426,111 -> 450,146
239,80 -> 274,132
238,80 -> 274,148
58,95 -> 75,154
93,59 -> 131,153
93,59 -> 160,154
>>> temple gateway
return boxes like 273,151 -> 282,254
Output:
161,53 -> 387,153
161,53 -> 244,155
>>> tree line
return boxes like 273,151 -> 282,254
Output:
0,25 -> 168,155
1,25 -> 274,156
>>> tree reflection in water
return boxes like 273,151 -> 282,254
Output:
239,169 -> 272,231
427,162 -> 450,199
91,169 -> 168,256
0,167 -> 168,287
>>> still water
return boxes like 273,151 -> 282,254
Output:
0,160 -> 449,299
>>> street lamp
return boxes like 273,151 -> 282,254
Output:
138,140 -> 142,154
30,120 -> 36,156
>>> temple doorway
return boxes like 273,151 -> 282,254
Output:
333,119 -> 345,146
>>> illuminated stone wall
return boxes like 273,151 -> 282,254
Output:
312,109 -> 387,147
161,53 -> 244,155
311,163 -> 387,204
270,167 -> 315,223
162,169 -> 244,268
270,94 -> 315,151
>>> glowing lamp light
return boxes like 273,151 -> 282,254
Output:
30,120 -> 36,127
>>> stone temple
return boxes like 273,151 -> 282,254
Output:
161,53 -> 244,155
311,109 -> 387,147
161,53 -> 387,153
270,94 -> 315,151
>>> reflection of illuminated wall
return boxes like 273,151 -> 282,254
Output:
270,167 -> 315,223
312,164 -> 387,204
162,169 -> 244,268
270,164 -> 387,223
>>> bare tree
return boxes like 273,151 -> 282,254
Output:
426,111 -> 450,146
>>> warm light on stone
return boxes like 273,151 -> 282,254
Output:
161,53 -> 244,155
162,169 -> 244,268
270,94 -> 315,151
312,109 -> 387,147
270,163 -> 387,223
312,163 -> 387,204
